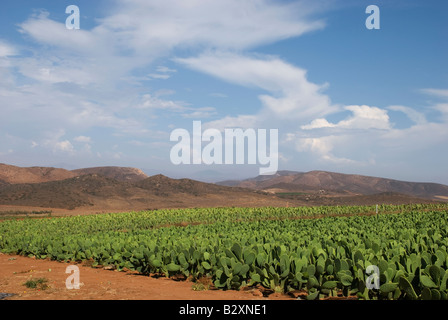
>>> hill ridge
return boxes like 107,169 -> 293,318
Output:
0,166 -> 287,210
217,170 -> 448,200
0,163 -> 148,184
0,164 -> 445,211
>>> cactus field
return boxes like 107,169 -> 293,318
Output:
1,203 -> 448,300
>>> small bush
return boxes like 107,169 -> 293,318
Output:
24,278 -> 49,290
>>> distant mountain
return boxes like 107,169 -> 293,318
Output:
217,170 -> 448,200
218,170 -> 299,187
72,166 -> 148,182
134,174 -> 241,196
0,163 -> 77,184
0,164 -> 444,212
0,171 -> 290,210
0,163 -> 148,184
187,169 -> 234,183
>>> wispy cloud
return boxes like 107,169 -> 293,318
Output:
99,0 -> 326,52
2,0 -> 328,141
182,107 -> 217,119
388,105 -> 427,125
177,51 -> 337,121
421,88 -> 448,99
0,40 -> 17,57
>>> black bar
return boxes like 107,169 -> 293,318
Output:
1,299 -> 440,319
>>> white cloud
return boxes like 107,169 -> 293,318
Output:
421,88 -> 448,99
341,105 -> 390,130
296,136 -> 360,165
18,11 -> 100,55
54,140 -> 75,153
16,58 -> 95,85
301,105 -> 391,130
177,51 -> 336,121
433,103 -> 448,118
420,89 -> 448,121
297,137 -> 333,155
39,130 -> 75,154
0,40 -> 17,57
70,101 -> 143,134
1,0 -> 329,153
147,67 -> 176,80
135,94 -> 218,119
136,94 -> 188,112
291,89 -> 448,169
73,136 -> 93,152
300,118 -> 335,130
156,66 -> 177,73
0,40 -> 17,87
388,105 -> 427,125
98,0 -> 326,52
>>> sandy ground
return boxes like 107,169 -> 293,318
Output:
0,253 -> 294,301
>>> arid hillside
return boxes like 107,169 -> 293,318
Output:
218,170 -> 448,200
72,166 -> 148,182
0,163 -> 149,184
0,164 -> 444,214
0,171 -> 294,212
0,163 -> 77,184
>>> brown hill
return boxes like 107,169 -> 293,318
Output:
134,174 -> 247,196
0,164 -> 444,213
0,173 -> 293,211
0,163 -> 149,184
72,166 -> 148,182
0,174 -> 134,210
217,170 -> 448,200
219,170 -> 299,187
0,163 -> 77,184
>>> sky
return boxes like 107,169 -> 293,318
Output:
0,0 -> 447,183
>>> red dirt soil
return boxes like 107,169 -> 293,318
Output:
0,253 -> 292,300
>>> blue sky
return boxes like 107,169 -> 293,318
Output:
0,0 -> 447,183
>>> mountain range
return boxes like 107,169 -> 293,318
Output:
217,170 -> 448,201
0,163 -> 288,212
0,163 -> 446,214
